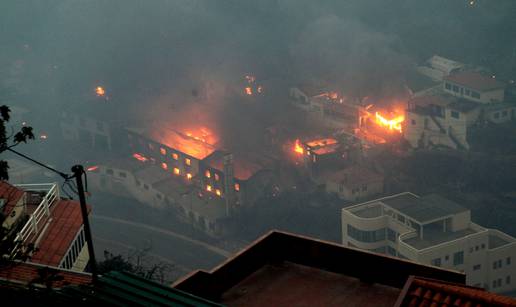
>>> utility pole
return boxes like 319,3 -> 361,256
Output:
71,165 -> 98,283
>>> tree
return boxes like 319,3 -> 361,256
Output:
0,105 -> 35,180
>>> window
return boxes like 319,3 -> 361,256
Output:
494,112 -> 500,119
156,193 -> 162,200
339,184 -> 344,192
361,184 -> 367,192
493,280 -> 497,288
398,215 -> 405,223
494,261 -> 498,269
106,169 -> 114,175
481,243 -> 485,249
475,245 -> 479,251
445,83 -> 452,90
451,111 -> 460,119
235,183 -> 240,191
507,276 -> 511,285
186,173 -> 192,180
469,247 -> 474,253
206,185 -> 212,192
445,255 -> 449,261
471,91 -> 480,99
452,85 -> 459,92
205,170 -> 211,178
214,173 -> 220,181
172,153 -> 179,160
161,162 -> 168,170
215,189 -> 222,196
507,257 -> 511,265
143,184 -> 149,190
119,172 -> 127,178
453,251 -> 464,265
387,229 -> 396,242
185,158 -> 191,166
473,264 -> 481,271
411,119 -> 416,125
160,147 -> 166,155
173,168 -> 180,175
135,179 -> 141,186
347,225 -> 386,243
431,258 -> 441,267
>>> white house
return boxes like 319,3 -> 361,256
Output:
342,192 -> 516,293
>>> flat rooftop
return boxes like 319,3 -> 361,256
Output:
351,204 -> 383,218
221,262 -> 400,307
489,234 -> 511,249
403,228 -> 478,250
381,193 -> 467,224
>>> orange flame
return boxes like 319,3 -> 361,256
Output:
133,153 -> 148,162
86,165 -> 99,172
374,112 -> 404,133
245,87 -> 253,95
294,139 -> 304,154
95,86 -> 105,96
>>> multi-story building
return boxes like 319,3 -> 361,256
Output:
342,192 -> 516,293
0,181 -> 91,272
444,71 -> 505,104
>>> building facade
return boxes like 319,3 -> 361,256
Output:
342,192 -> 516,293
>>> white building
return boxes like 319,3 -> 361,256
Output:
341,192 -> 516,293
416,55 -> 465,82
443,71 -> 505,104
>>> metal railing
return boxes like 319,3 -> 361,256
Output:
11,183 -> 60,256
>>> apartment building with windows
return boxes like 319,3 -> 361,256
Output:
341,192 -> 516,293
443,71 -> 505,104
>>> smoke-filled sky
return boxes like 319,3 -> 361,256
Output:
1,0 -> 515,138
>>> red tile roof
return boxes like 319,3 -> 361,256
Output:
0,261 -> 91,288
444,71 -> 505,92
31,200 -> 91,267
396,276 -> 516,307
0,181 -> 25,216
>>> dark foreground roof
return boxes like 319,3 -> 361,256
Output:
173,230 -> 465,306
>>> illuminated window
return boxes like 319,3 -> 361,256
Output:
185,158 -> 191,166
206,185 -> 212,192
172,153 -> 179,160
205,170 -> 211,178
186,173 -> 192,180
234,183 -> 240,191
214,173 -> 219,181
215,189 -> 221,196
160,148 -> 166,155
173,168 -> 180,175
161,162 -> 168,170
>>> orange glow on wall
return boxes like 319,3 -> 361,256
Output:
161,162 -> 168,170
186,173 -> 192,180
172,153 -> 178,160
205,170 -> 211,178
206,185 -> 212,192
245,87 -> 253,95
160,148 -> 167,155
234,183 -> 240,191
185,158 -> 191,166
173,168 -> 180,175
214,173 -> 219,181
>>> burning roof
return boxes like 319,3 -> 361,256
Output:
204,151 -> 267,181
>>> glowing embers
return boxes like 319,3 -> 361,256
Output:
294,139 -> 304,155
173,167 -> 180,175
243,74 -> 263,96
95,86 -> 105,97
86,165 -> 99,172
245,87 -> 253,96
374,111 -> 405,133
161,162 -> 168,170
186,173 -> 193,180
133,153 -> 148,162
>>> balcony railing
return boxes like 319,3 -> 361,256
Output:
11,183 -> 60,257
